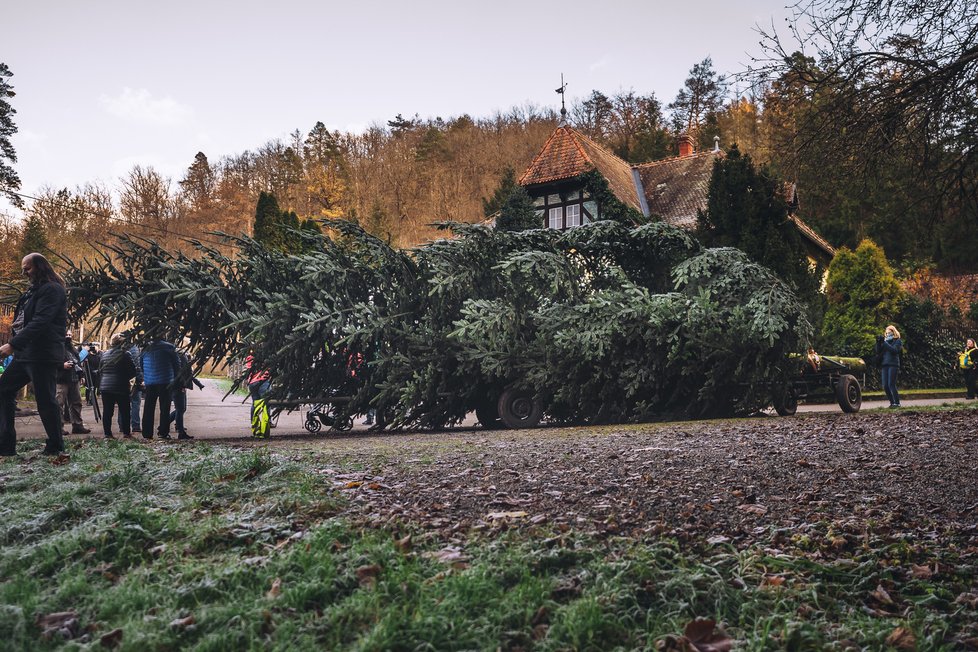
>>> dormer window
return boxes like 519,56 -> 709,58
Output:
533,187 -> 599,230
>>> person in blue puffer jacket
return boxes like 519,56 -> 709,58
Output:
139,339 -> 181,439
876,324 -> 903,408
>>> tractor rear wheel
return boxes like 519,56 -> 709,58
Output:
835,374 -> 862,413
772,387 -> 798,416
497,388 -> 543,429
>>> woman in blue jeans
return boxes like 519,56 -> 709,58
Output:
877,324 -> 903,407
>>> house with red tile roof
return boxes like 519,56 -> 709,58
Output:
517,124 -> 836,267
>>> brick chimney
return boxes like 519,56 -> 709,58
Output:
678,134 -> 695,157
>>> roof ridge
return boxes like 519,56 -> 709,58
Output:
567,126 -> 626,163
633,150 -> 720,170
518,125 -> 595,185
564,126 -> 593,165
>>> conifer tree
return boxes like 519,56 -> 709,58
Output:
821,239 -> 903,356
495,185 -> 540,232
252,192 -> 282,248
482,167 -> 518,218
697,145 -> 819,305
0,63 -> 21,207
20,214 -> 48,258
65,220 -> 812,426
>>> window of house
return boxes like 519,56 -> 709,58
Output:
533,187 -> 599,231
565,203 -> 581,228
548,207 -> 562,229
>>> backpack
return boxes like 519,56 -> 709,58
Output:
959,348 -> 976,370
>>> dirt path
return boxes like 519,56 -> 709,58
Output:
10,379 -> 978,547
10,378 -> 975,443
290,408 -> 978,547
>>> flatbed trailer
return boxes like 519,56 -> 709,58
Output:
772,352 -> 866,416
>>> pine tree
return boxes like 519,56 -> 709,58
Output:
179,152 -> 216,211
495,185 -> 540,231
697,145 -> 818,303
303,121 -> 347,218
482,167 -> 518,218
253,192 -> 282,248
668,57 -> 725,144
20,214 -> 48,258
0,62 -> 22,207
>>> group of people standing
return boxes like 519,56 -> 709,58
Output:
0,253 -> 202,457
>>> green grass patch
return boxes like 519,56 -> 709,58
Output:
0,439 -> 975,650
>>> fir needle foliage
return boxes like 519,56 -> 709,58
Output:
66,220 -> 812,427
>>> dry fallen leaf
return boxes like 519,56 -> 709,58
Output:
736,504 -> 768,515
871,584 -> 895,606
485,511 -> 528,520
910,564 -> 934,579
761,575 -> 786,588
266,577 -> 282,599
657,618 -> 732,652
394,534 -> 412,552
169,615 -> 196,629
426,546 -> 469,565
36,611 -> 80,640
885,626 -> 917,650
356,564 -> 382,585
99,628 -> 124,648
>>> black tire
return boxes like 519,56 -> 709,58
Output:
304,417 -> 322,433
335,416 -> 354,432
497,388 -> 543,429
772,387 -> 798,416
475,399 -> 502,429
836,374 -> 861,413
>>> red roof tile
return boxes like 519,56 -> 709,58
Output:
519,126 -> 642,212
518,126 -> 593,186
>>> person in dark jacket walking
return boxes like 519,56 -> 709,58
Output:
0,254 -> 69,457
139,340 -> 181,439
58,332 -> 90,435
168,349 -> 202,440
99,333 -> 142,438
876,324 -> 903,408
118,342 -> 142,433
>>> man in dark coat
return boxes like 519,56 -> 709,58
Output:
58,332 -> 90,435
0,253 -> 69,456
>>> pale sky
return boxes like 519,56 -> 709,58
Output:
2,0 -> 797,216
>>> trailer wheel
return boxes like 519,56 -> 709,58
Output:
334,416 -> 354,432
304,416 -> 322,433
835,374 -> 861,413
475,399 -> 502,429
772,387 -> 798,416
497,388 -> 543,429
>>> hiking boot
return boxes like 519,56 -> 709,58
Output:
159,433 -> 172,440
177,432 -> 194,440
72,426 -> 91,434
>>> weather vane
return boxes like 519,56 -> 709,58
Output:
555,73 -> 568,122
